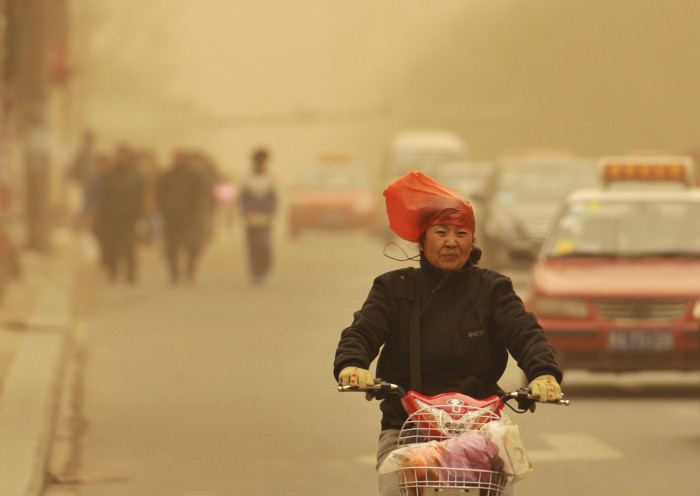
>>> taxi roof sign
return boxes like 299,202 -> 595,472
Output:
598,156 -> 694,186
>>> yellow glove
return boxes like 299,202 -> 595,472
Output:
339,366 -> 374,389
529,375 -> 562,403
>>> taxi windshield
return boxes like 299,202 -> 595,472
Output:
545,199 -> 700,258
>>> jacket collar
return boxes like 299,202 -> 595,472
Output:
419,252 -> 474,288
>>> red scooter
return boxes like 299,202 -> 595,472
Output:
339,380 -> 569,496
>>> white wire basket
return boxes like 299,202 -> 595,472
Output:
398,403 -> 502,445
395,405 -> 507,496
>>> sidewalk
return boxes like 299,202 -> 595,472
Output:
0,228 -> 77,496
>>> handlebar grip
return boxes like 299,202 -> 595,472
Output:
337,381 -> 407,398
337,385 -> 364,392
503,390 -> 571,411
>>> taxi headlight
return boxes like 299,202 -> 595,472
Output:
693,300 -> 700,320
532,297 -> 589,319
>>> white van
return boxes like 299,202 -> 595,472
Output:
382,130 -> 470,183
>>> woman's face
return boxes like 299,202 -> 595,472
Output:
420,224 -> 473,271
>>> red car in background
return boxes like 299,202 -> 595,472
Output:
287,160 -> 381,238
526,156 -> 700,372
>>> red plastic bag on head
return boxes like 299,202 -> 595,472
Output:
383,171 -> 475,242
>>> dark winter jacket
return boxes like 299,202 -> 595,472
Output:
93,164 -> 145,239
333,255 -> 562,430
156,165 -> 208,228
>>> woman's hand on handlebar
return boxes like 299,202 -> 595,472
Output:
338,366 -> 374,389
501,387 -> 570,413
528,375 -> 563,403
338,367 -> 375,401
337,378 -> 407,401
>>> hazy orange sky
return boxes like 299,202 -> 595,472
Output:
75,1 -> 699,179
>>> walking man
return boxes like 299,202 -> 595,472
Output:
239,147 -> 277,285
92,145 -> 145,284
156,150 -> 209,284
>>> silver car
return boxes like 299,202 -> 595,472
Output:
480,154 -> 600,269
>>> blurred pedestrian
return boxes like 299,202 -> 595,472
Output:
190,151 -> 219,243
68,130 -> 97,194
239,147 -> 277,285
67,130 -> 98,225
92,145 -> 146,284
81,153 -> 113,269
155,150 -> 209,284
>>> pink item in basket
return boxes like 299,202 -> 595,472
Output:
441,431 -> 504,482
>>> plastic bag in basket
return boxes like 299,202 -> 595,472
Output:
480,414 -> 532,482
379,441 -> 445,496
441,431 -> 504,483
378,441 -> 444,477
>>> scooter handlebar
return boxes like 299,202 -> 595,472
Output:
501,389 -> 570,412
337,381 -> 407,399
338,380 -> 570,409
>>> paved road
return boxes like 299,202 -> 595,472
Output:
44,227 -> 700,496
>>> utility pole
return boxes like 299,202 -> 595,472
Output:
0,1 -> 8,175
17,0 -> 52,252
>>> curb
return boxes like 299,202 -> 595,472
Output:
0,228 -> 76,496
0,331 -> 68,496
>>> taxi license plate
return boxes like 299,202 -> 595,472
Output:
607,330 -> 674,351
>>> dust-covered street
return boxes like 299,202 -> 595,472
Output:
44,227 -> 699,496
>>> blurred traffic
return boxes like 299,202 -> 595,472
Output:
479,151 -> 600,269
0,3 -> 699,495
525,157 -> 700,373
432,160 -> 494,219
287,155 -> 382,238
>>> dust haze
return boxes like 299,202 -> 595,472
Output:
2,4 -> 695,495
72,0 -> 700,182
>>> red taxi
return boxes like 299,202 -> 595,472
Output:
526,157 -> 700,372
287,159 -> 381,237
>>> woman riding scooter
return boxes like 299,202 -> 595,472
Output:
333,170 -> 563,496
